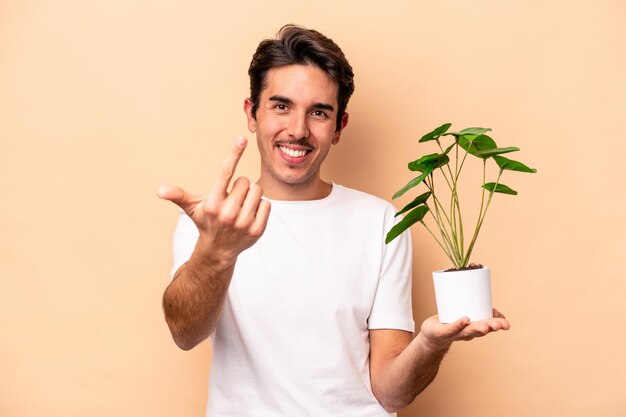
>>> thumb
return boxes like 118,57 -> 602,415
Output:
157,185 -> 202,215
443,316 -> 471,337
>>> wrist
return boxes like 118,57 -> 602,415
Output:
416,332 -> 452,356
189,235 -> 238,272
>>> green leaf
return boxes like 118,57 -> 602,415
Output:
443,143 -> 455,155
408,154 -> 449,171
476,146 -> 519,158
419,123 -> 452,142
409,153 -> 440,167
395,191 -> 432,217
392,167 -> 434,199
444,127 -> 492,137
458,134 -> 497,157
483,182 -> 518,195
386,206 -> 430,244
493,155 -> 537,173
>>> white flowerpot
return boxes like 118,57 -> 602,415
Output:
432,267 -> 493,323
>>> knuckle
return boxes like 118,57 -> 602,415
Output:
231,179 -> 251,196
202,201 -> 220,217
234,176 -> 250,188
233,216 -> 250,232
219,165 -> 234,179
244,195 -> 262,211
248,226 -> 263,238
219,212 -> 237,225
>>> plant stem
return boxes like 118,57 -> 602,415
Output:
436,139 -> 456,190
452,145 -> 465,260
431,162 -> 462,258
436,140 -> 459,250
427,175 -> 459,262
427,176 -> 453,227
427,205 -> 455,259
463,166 -> 504,266
456,151 -> 469,183
420,220 -> 456,266
425,177 -> 459,264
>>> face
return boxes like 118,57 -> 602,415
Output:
244,64 -> 348,199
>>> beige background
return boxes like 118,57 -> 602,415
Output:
1,1 -> 625,416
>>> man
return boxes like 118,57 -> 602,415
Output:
158,24 -> 509,416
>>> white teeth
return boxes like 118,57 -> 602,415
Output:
279,146 -> 307,158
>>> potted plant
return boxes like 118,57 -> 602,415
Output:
385,123 -> 536,322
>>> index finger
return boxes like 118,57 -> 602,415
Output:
209,136 -> 248,200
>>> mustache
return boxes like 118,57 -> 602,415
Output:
274,138 -> 314,149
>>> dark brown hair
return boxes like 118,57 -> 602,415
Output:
248,24 -> 355,131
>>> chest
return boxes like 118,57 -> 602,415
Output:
229,210 -> 384,329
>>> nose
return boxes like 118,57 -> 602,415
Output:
286,111 -> 309,139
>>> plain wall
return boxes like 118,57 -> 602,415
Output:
1,1 -> 625,416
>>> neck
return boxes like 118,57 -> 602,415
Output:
256,176 -> 332,201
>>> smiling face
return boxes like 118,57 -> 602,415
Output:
244,64 -> 348,200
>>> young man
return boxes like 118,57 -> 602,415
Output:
158,25 -> 509,416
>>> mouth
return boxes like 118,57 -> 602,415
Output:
275,143 -> 313,163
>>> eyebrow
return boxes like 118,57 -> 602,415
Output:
269,95 -> 335,112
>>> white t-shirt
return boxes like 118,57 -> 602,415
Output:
171,183 -> 414,417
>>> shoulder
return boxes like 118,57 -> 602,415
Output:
332,183 -> 397,214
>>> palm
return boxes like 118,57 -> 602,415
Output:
420,309 -> 510,348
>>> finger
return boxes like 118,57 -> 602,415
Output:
474,322 -> 491,335
237,183 -> 264,226
208,136 -> 248,202
465,318 -> 508,336
218,177 -> 251,223
157,185 -> 202,215
493,308 -> 506,319
249,199 -> 271,237
453,321 -> 488,339
435,316 -> 471,339
485,310 -> 510,331
449,316 -> 471,332
492,318 -> 510,331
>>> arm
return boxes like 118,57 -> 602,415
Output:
161,239 -> 236,351
158,137 -> 270,350
370,310 -> 510,412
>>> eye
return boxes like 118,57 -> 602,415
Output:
311,110 -> 329,119
273,103 -> 288,112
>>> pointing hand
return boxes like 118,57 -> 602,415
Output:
158,136 -> 271,266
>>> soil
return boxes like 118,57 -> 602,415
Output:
444,263 -> 484,272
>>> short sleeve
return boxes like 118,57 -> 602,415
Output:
367,206 -> 415,332
170,210 -> 199,278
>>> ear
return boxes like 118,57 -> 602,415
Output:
332,112 -> 349,145
243,98 -> 257,133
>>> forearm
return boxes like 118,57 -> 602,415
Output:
370,313 -> 510,412
372,333 -> 450,412
162,242 -> 235,350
